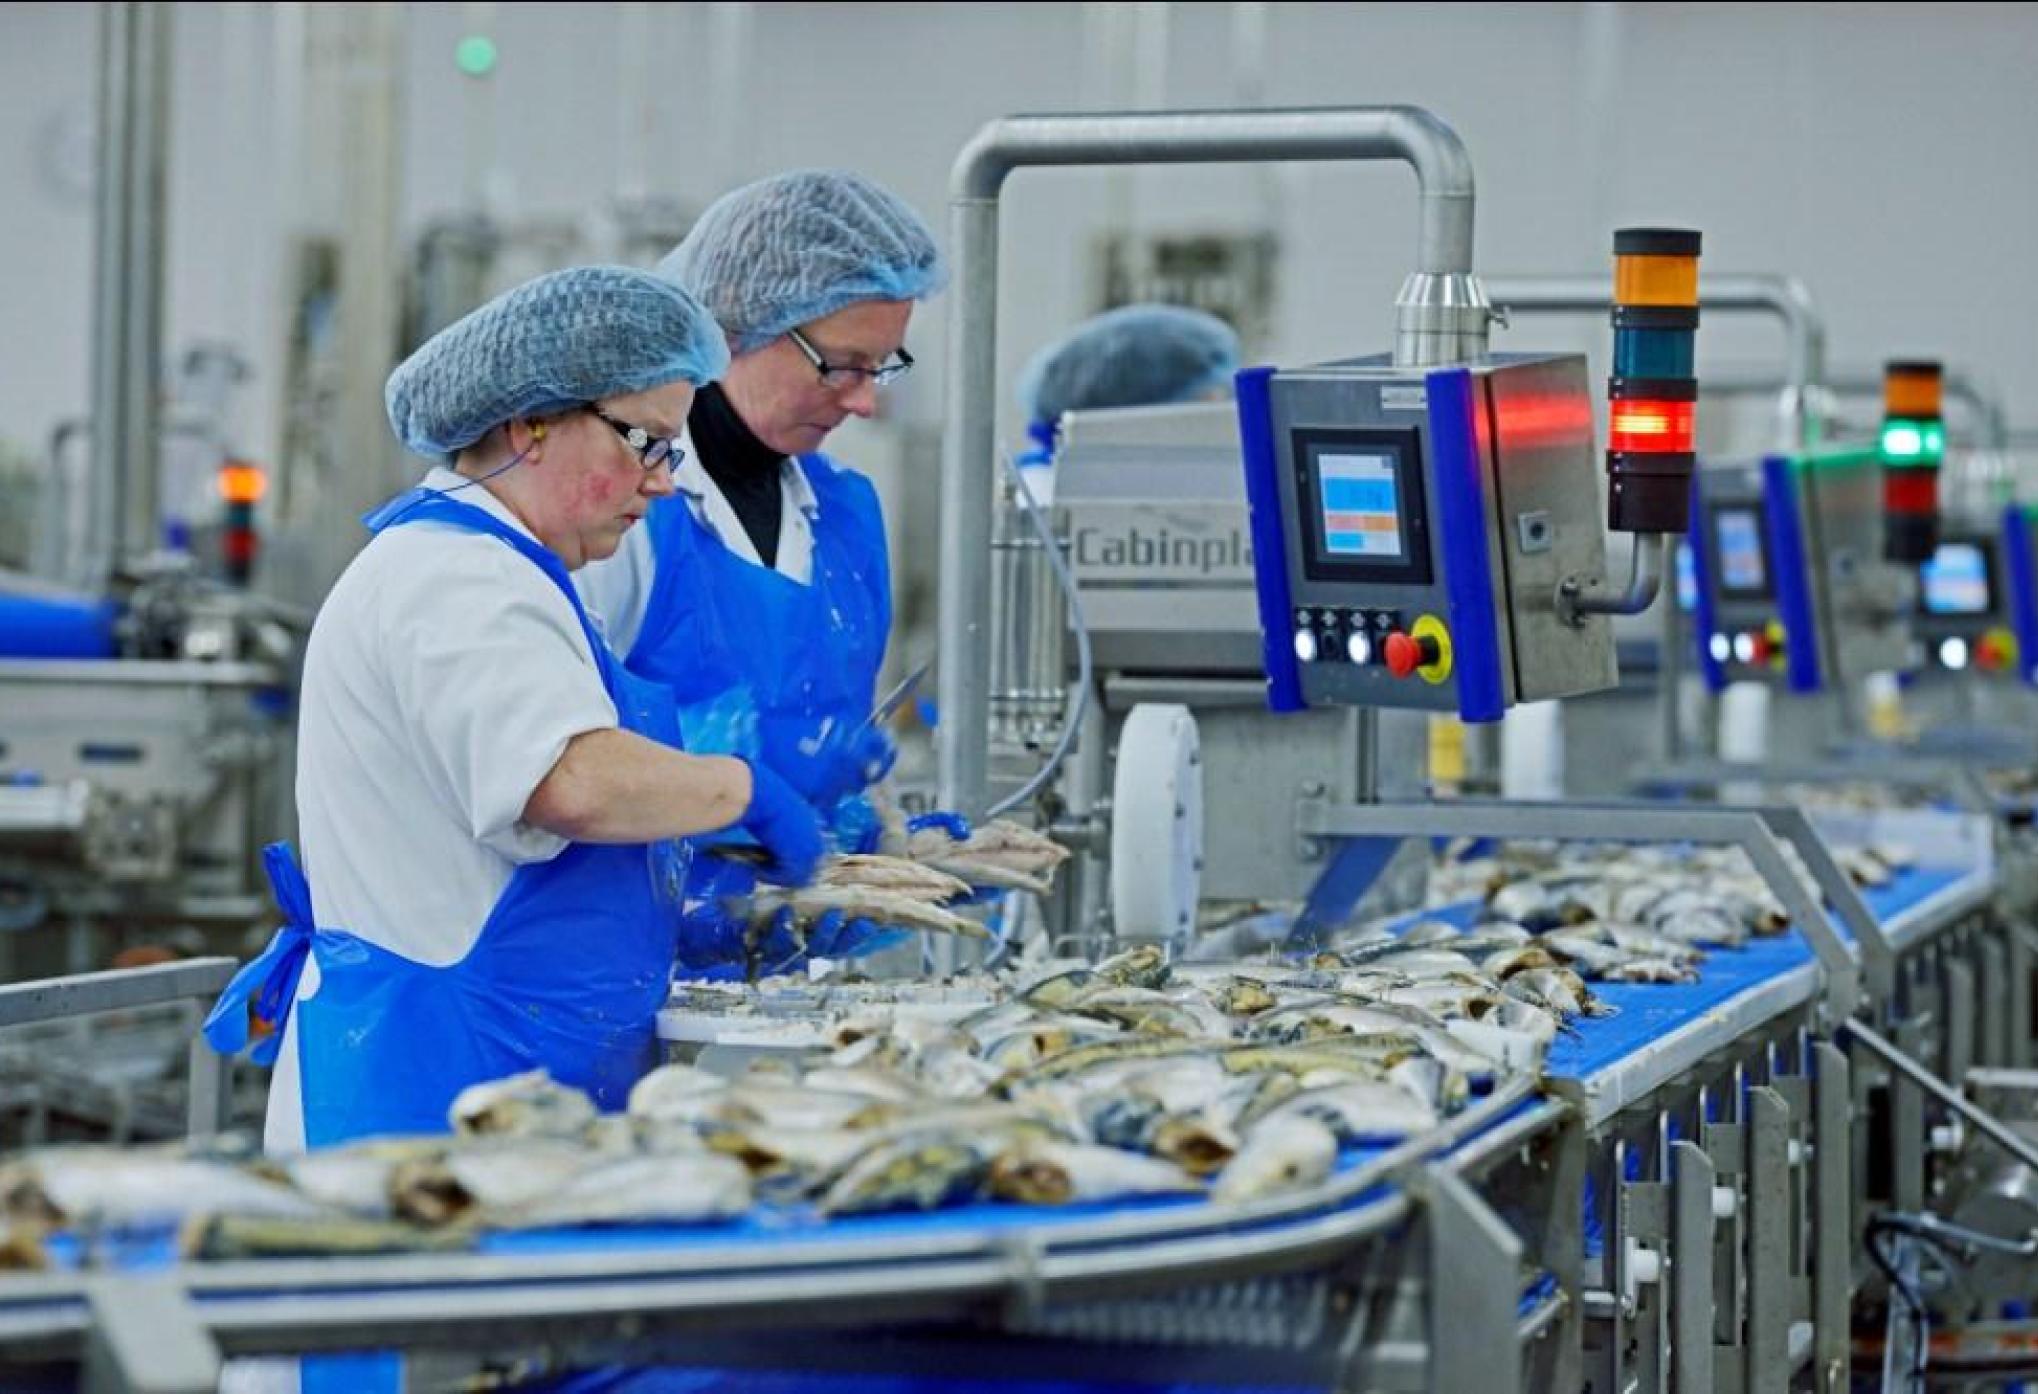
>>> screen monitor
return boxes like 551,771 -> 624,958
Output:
1921,541 -> 1993,616
1292,426 -> 1432,586
1709,503 -> 1771,599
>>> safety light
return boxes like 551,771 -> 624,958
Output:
1606,228 -> 1702,533
1882,359 -> 1942,563
217,459 -> 265,585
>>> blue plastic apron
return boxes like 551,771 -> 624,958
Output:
205,487 -> 689,1144
626,455 -> 889,961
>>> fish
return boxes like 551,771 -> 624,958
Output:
0,1146 -> 330,1228
819,854 -> 972,902
449,1070 -> 597,1139
748,885 -> 989,941
817,1132 -> 1001,1216
390,1138 -> 594,1226
1211,1115 -> 1340,1204
988,1141 -> 1202,1205
908,819 -> 1071,879
489,1153 -> 750,1229
182,1213 -> 473,1262
1241,1078 -> 1440,1145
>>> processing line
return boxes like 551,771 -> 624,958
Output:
2,103 -> 2034,1393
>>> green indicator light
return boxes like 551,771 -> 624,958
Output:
455,35 -> 498,77
1881,417 -> 1943,467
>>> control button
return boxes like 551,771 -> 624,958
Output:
1747,630 -> 1773,666
1409,613 -> 1455,684
1347,630 -> 1373,665
1293,628 -> 1318,664
1978,628 -> 2016,672
1939,636 -> 1969,671
1384,631 -> 1438,678
1732,632 -> 1757,665
1708,633 -> 1732,664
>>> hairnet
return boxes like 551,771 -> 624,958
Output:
660,170 -> 946,355
386,265 -> 730,459
1017,304 -> 1242,425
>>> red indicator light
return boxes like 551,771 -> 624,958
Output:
1608,399 -> 1696,454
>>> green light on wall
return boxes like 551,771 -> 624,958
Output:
1881,417 -> 1944,466
455,35 -> 498,77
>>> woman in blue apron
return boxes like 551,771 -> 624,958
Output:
577,172 -> 964,970
206,266 -> 825,1151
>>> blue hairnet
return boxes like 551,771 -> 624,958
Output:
386,266 -> 730,459
1017,304 -> 1242,425
660,170 -> 946,355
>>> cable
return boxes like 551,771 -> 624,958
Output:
985,444 -> 1093,821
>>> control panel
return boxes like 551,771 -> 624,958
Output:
1239,353 -> 1616,720
1912,527 -> 2019,677
1689,447 -> 1918,696
1688,464 -> 1793,690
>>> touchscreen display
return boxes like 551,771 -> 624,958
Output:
1922,542 -> 1991,615
1317,452 -> 1406,560
1715,507 -> 1767,594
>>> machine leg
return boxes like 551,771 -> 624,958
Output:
81,1275 -> 218,1394
1702,1110 -> 1746,1389
1672,1139 -> 1716,1394
1425,1165 -> 1522,1394
1979,935 -> 2010,1069
185,1033 -> 230,1138
1947,957 -> 1977,1090
1894,1017 -> 1928,1214
1812,1042 -> 1852,1394
2011,922 -> 2034,1069
1745,1087 -> 1791,1388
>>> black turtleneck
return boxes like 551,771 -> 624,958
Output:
689,382 -> 786,568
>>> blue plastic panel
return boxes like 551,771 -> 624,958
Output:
1424,367 -> 1505,722
1687,473 -> 1726,693
2004,504 -> 2038,689
1237,365 -> 1304,713
1761,454 -> 1822,693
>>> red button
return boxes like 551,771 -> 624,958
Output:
1384,632 -> 1437,678
1977,636 -> 2006,671
1749,632 -> 1772,665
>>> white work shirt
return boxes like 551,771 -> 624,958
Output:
576,422 -> 822,656
266,467 -> 619,1152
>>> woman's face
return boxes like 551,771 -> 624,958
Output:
522,380 -> 693,569
720,299 -> 915,458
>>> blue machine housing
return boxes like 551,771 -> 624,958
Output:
1761,453 -> 1824,694
2004,504 -> 2038,689
1237,352 -> 1614,722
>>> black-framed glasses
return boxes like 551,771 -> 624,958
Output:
785,327 -> 915,389
582,403 -> 685,473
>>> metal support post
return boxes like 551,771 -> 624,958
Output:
1703,1099 -> 1747,1393
1811,1041 -> 1852,1394
2012,922 -> 2034,1069
1672,1139 -> 1717,1394
1424,1166 -> 1522,1394
1947,956 -> 1978,1090
1619,1159 -> 1670,1391
1979,934 -> 2010,1068
1893,1016 -> 1928,1213
1844,1016 -> 2038,1173
81,1276 -> 219,1394
1744,1087 -> 1792,1387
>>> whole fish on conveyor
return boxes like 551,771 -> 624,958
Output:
0,1145 -> 329,1230
449,1070 -> 598,1140
988,1140 -> 1203,1205
1212,1115 -> 1340,1204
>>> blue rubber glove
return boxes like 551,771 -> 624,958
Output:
736,759 -> 824,886
806,909 -> 915,960
906,810 -> 973,844
800,720 -> 898,808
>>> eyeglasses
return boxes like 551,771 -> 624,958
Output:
785,327 -> 915,389
582,404 -> 685,473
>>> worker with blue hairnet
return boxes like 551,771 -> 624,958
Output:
204,267 -> 826,1153
578,170 -> 960,973
1017,303 -> 1243,466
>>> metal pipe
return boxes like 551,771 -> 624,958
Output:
939,105 -> 1484,816
1557,534 -> 1665,625
1706,366 -> 2009,453
1843,1017 -> 2038,1174
91,2 -> 172,581
1484,272 -> 1828,451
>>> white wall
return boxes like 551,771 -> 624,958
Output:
4,1 -> 2036,507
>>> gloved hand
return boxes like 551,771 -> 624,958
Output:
805,909 -> 913,960
797,720 -> 897,808
736,759 -> 824,887
906,810 -> 973,845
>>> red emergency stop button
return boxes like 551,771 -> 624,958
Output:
1384,631 -> 1441,678
1978,629 -> 2016,672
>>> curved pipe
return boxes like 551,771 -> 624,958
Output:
939,105 -> 1480,816
1708,366 -> 2009,454
1483,272 -> 1827,450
